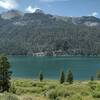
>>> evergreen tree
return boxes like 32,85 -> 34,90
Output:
0,55 -> 12,91
96,70 -> 100,80
66,69 -> 73,84
90,76 -> 94,81
60,71 -> 65,84
39,71 -> 43,82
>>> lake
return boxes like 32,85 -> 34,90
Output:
8,56 -> 100,80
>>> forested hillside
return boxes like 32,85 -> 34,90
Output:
0,9 -> 100,55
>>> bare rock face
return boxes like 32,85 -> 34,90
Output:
34,9 -> 44,14
71,16 -> 100,26
1,10 -> 24,19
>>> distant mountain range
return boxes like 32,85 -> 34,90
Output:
0,9 -> 100,56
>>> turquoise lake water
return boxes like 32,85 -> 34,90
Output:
8,56 -> 100,80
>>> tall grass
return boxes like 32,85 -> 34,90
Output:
0,93 -> 19,100
2,79 -> 100,100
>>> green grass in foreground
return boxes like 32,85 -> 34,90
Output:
1,79 -> 100,100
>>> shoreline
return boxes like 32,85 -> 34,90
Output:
8,54 -> 100,57
11,77 -> 95,81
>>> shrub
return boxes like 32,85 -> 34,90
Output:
0,93 -> 19,100
88,81 -> 97,90
96,84 -> 100,91
71,94 -> 82,100
80,91 -> 89,96
47,89 -> 58,100
47,86 -> 74,100
92,91 -> 100,98
9,83 -> 16,94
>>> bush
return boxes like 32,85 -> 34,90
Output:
9,83 -> 16,94
15,86 -> 43,95
71,94 -> 82,100
92,91 -> 100,98
80,91 -> 89,96
88,81 -> 97,90
47,89 -> 58,100
0,93 -> 19,100
47,87 -> 74,100
94,84 -> 100,91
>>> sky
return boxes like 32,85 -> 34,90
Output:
0,0 -> 100,18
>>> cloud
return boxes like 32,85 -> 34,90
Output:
40,0 -> 69,3
0,0 -> 18,10
91,12 -> 99,17
25,6 -> 40,13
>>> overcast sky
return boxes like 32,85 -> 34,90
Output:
0,0 -> 100,17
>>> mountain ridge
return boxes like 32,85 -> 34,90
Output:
0,9 -> 100,20
0,10 -> 100,55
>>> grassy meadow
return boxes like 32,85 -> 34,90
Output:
1,79 -> 100,100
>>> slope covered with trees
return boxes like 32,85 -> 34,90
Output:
0,10 -> 100,55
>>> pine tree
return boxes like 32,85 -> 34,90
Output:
66,69 -> 73,84
96,70 -> 100,80
39,72 -> 43,82
60,71 -> 65,84
0,55 -> 12,91
90,76 -> 94,81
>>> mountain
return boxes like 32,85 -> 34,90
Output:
56,16 -> 100,27
35,9 -> 44,14
1,10 -> 24,19
0,10 -> 100,56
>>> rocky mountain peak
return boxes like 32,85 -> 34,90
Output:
1,10 -> 24,19
34,9 -> 44,14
